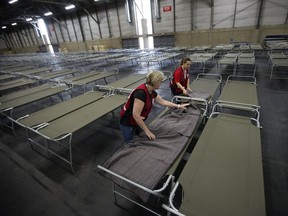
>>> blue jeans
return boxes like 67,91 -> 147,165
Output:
119,123 -> 137,143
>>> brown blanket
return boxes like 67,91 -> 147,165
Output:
100,106 -> 201,202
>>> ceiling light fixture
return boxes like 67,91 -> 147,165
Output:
9,0 -> 18,4
2,26 -> 7,29
65,4 -> 75,10
11,23 -> 17,26
44,12 -> 53,16
26,18 -> 33,22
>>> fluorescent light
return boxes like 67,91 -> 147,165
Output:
44,12 -> 53,16
9,0 -> 18,4
2,26 -> 7,29
11,23 -> 17,26
26,18 -> 33,22
65,4 -> 75,10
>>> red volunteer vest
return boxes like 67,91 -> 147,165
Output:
170,66 -> 188,93
120,84 -> 155,127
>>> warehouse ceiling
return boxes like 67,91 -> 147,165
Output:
0,0 -> 113,28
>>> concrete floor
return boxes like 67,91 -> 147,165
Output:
0,53 -> 287,216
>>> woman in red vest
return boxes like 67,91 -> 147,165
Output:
170,57 -> 192,96
120,70 -> 190,143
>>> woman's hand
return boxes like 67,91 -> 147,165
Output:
178,103 -> 190,109
182,89 -> 188,95
145,130 -> 156,140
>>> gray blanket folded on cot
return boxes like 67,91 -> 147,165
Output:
100,106 -> 201,202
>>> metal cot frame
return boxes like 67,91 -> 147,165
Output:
217,75 -> 260,120
12,74 -> 148,172
0,84 -> 69,133
163,103 -> 265,216
97,96 -> 207,216
173,73 -> 222,117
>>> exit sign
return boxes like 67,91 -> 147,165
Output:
163,5 -> 172,12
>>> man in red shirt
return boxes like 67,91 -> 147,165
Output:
170,57 -> 192,96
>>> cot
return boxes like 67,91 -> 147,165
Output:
163,102 -> 265,216
64,68 -> 118,95
0,75 -> 15,82
35,69 -> 78,82
24,90 -> 128,172
217,75 -> 259,117
268,54 -> 288,79
236,53 -> 256,76
97,101 -> 205,215
217,53 -> 239,74
173,73 -> 222,117
14,74 -> 147,172
0,84 -> 69,133
0,84 -> 55,103
0,78 -> 36,93
191,53 -> 215,73
14,66 -> 52,76
1,66 -> 33,73
113,55 -> 140,65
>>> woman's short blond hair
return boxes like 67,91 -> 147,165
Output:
146,70 -> 164,86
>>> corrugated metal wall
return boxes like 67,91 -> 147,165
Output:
0,0 -> 287,50
262,0 -> 288,25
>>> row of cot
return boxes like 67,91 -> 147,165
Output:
0,64 -> 120,95
0,73 -> 171,173
97,74 -> 265,216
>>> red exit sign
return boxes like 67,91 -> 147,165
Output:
163,5 -> 172,12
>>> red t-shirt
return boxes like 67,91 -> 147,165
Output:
170,66 -> 189,93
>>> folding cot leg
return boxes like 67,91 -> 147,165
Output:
112,187 -> 162,216
270,65 -> 274,79
104,77 -> 108,85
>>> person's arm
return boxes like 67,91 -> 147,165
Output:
186,77 -> 192,92
132,98 -> 156,140
174,68 -> 188,95
175,81 -> 188,95
155,95 -> 190,109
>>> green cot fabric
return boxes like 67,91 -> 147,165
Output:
5,66 -> 33,73
18,91 -> 104,128
179,113 -> 265,216
38,94 -> 127,139
0,75 -> 14,81
0,79 -> 35,92
73,72 -> 115,85
66,71 -> 101,82
109,74 -> 146,88
0,78 -> 26,86
17,67 -> 51,75
219,81 -> 258,106
0,86 -> 67,112
39,69 -> 75,79
191,79 -> 219,97
0,84 -> 52,103
219,57 -> 237,64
